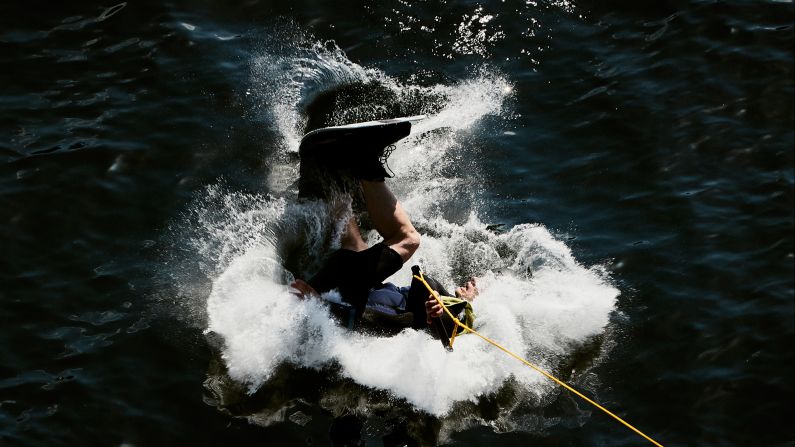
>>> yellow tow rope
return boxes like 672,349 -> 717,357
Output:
413,273 -> 664,447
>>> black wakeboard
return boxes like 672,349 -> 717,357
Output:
297,116 -> 425,199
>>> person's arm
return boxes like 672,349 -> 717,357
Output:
360,180 -> 420,263
290,279 -> 319,299
425,292 -> 444,324
455,278 -> 478,301
425,278 -> 478,323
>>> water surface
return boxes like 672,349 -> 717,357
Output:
1,1 -> 792,445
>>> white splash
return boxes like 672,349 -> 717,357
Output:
194,27 -> 618,419
249,31 -> 380,154
201,196 -> 617,416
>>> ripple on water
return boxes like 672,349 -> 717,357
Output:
39,326 -> 119,359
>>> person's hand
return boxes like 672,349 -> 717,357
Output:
425,292 -> 443,324
290,279 -> 319,299
455,277 -> 478,302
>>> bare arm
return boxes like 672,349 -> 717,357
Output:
360,180 -> 420,262
425,292 -> 443,324
290,279 -> 319,299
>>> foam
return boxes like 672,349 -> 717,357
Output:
190,27 -> 618,420
248,28 -> 384,155
197,196 -> 617,417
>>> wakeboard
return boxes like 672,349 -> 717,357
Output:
297,115 -> 425,199
298,115 -> 425,160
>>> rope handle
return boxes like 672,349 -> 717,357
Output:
419,271 -> 456,351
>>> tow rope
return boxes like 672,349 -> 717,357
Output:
413,273 -> 664,447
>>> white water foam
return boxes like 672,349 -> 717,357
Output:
200,195 -> 617,416
249,27 -> 382,154
193,29 -> 618,419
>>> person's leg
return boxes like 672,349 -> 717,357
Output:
360,180 -> 420,262
306,209 -> 405,309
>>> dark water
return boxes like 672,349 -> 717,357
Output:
2,1 -> 793,446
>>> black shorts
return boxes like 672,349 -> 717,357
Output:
308,242 -> 404,315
